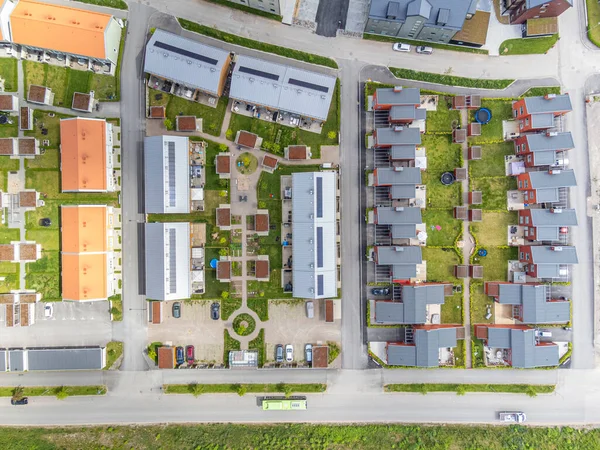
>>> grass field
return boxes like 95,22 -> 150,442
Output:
389,68 -> 513,89
468,142 -> 513,177
425,96 -> 460,133
0,57 -> 18,92
471,246 -> 518,281
470,212 -> 517,247
164,383 -> 325,395
165,93 -> 228,137
470,281 -> 495,324
499,35 -> 559,55
104,341 -> 123,370
587,0 -> 600,47
421,208 -> 461,247
71,0 -> 127,9
0,385 -> 106,397
385,383 -> 554,395
468,100 -> 513,144
422,247 -> 460,282
470,176 -> 517,211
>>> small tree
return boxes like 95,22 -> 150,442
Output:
55,386 -> 69,400
283,384 -> 293,398
235,384 -> 247,397
221,291 -> 230,300
525,386 -> 538,398
218,248 -> 228,256
219,237 -> 227,245
455,385 -> 467,396
163,118 -> 173,130
258,201 -> 266,209
219,190 -> 227,198
219,144 -> 228,152
272,143 -> 281,154
243,156 -> 251,167
11,386 -> 24,402
190,383 -> 204,398
327,131 -> 337,140
226,129 -> 234,140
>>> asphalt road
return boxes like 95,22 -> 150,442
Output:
315,0 -> 349,37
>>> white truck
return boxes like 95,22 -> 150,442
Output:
498,412 -> 527,423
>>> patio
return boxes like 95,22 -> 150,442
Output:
232,100 -> 323,134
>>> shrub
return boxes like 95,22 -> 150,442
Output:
236,384 -> 247,396
190,383 -> 204,397
221,291 -> 229,300
258,201 -> 266,208
327,131 -> 337,140
163,118 -> 173,130
219,143 -> 228,152
55,386 -> 69,400
226,129 -> 234,140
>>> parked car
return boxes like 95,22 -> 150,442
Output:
563,327 -> 572,331
416,45 -> 433,55
40,218 -> 52,227
392,42 -> 411,52
371,287 -> 390,296
176,346 -> 185,365
275,344 -> 284,363
305,344 -> 313,364
536,330 -> 552,338
306,301 -> 314,318
44,304 -> 53,318
172,302 -> 181,319
285,344 -> 294,362
186,345 -> 195,365
11,397 -> 28,406
211,302 -> 220,320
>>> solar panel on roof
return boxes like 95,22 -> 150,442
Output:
288,78 -> 329,93
167,142 -> 176,207
316,177 -> 323,218
154,41 -> 218,66
317,275 -> 324,296
168,228 -> 177,294
317,226 -> 323,268
238,66 -> 279,81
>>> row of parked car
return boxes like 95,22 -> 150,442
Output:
275,344 -> 313,364
175,345 -> 195,366
171,302 -> 220,320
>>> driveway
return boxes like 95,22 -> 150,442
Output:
0,301 -> 112,348
147,301 -> 224,364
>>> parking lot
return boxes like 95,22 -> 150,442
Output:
147,301 -> 224,364
0,301 -> 112,348
264,301 -> 341,367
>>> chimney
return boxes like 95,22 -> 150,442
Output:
550,246 -> 563,252
394,166 -> 404,172
393,86 -> 403,93
548,169 -> 561,175
550,208 -> 563,213
395,207 -> 404,212
546,131 -> 558,137
394,126 -> 404,132
394,247 -> 404,252
545,94 -> 557,100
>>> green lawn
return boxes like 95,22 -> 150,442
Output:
424,174 -> 461,209
0,121 -> 18,138
249,329 -> 266,367
65,70 -> 92,107
179,19 -> 338,69
71,0 -> 128,9
164,382 -> 326,395
104,341 -> 124,370
385,383 -> 554,395
24,110 -> 74,149
389,68 -> 513,89
247,298 -> 269,321
0,58 -> 18,92
0,225 -> 20,244
499,35 -> 559,55
421,247 -> 460,282
441,289 -> 464,325
468,100 -> 513,144
90,73 -> 118,101
471,212 -> 517,247
45,65 -> 69,107
0,385 -> 106,397
587,0 -> 600,47
471,246 -> 518,281
425,96 -> 460,133
26,169 -> 119,203
470,176 -> 516,211
165,94 -> 228,137
422,134 -> 462,209
520,86 -> 561,97
221,298 -> 243,320
468,142 -> 513,177
422,208 -> 461,247
470,281 -> 495,324
227,83 -> 340,159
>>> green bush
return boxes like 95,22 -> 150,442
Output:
389,67 -> 513,90
232,313 -> 256,336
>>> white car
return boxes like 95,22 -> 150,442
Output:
44,304 -> 53,318
285,344 -> 294,362
392,42 -> 411,52
416,45 -> 433,55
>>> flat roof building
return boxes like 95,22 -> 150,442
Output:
292,171 -> 338,299
0,346 -> 106,371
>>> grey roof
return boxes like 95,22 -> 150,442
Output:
375,127 -> 422,146
145,222 -> 191,301
386,344 -> 417,366
390,105 -> 418,120
535,188 -> 559,203
390,145 -> 417,159
530,113 -> 554,129
376,87 -> 421,106
532,151 -> 560,166
536,227 -> 562,241
390,184 -> 417,199
511,329 -> 559,368
391,224 -> 417,238
386,327 -> 459,367
415,108 -> 427,120
393,264 -> 418,279
486,327 -> 512,348
524,94 -> 572,114
369,0 -> 472,31
144,135 -> 190,214
375,301 -> 406,323
525,132 -> 574,152
376,246 -> 422,265
402,284 -> 447,323
497,283 -> 526,304
230,55 -> 336,121
27,347 -> 105,371
144,29 -> 230,96
9,350 -> 24,372
292,172 -> 338,299
374,167 -> 422,185
375,206 -> 422,225
0,350 -> 4,372
530,246 -> 578,264
528,170 -> 576,189
529,209 -> 577,226
497,284 -> 568,323
536,264 -> 564,279
527,0 -> 572,6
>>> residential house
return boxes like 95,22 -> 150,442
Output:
474,324 -> 559,368
485,282 -> 570,323
512,94 -> 572,133
215,153 -> 231,179
284,145 -> 310,160
373,126 -> 422,149
144,222 -> 191,301
381,325 -> 465,367
516,169 -> 576,204
61,205 -> 115,302
519,245 -> 578,279
292,172 -> 338,299
373,167 -> 422,200
518,208 -> 577,243
503,0 -> 572,25
0,94 -> 18,112
230,55 -> 336,122
364,0 -> 482,46
514,131 -> 573,167
372,87 -> 427,128
27,85 -> 52,105
373,283 -> 452,324
71,92 -> 93,113
1,0 -> 123,66
255,211 -> 269,236
60,118 -> 114,192
373,246 -> 423,282
144,135 -> 189,213
144,29 -> 231,99
372,206 -> 422,240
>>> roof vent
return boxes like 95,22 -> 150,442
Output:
394,167 -> 404,172
546,131 -> 558,137
393,86 -> 403,93
550,208 -> 563,213
210,67 -> 216,72
395,207 -> 404,212
394,247 -> 404,252
187,60 -> 192,65
249,78 -> 254,83
394,126 -> 404,132
548,169 -> 561,175
545,94 -> 557,100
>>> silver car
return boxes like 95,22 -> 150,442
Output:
416,45 -> 433,55
305,344 -> 313,364
392,42 -> 411,52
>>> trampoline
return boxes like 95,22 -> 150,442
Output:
475,107 -> 492,125
210,259 -> 218,269
440,172 -> 455,185
478,249 -> 488,257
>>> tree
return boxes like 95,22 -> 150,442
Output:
218,247 -> 228,256
236,384 -> 247,397
189,383 -> 204,398
221,291 -> 230,300
219,144 -> 228,152
283,384 -> 293,398
219,237 -> 227,245
455,385 -> 467,396
163,118 -> 173,130
243,156 -> 251,167
258,201 -> 266,209
11,386 -> 24,402
219,190 -> 227,198
327,131 -> 337,140
55,386 -> 69,400
225,129 -> 234,140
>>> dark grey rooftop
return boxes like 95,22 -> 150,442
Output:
368,0 -> 473,31
375,206 -> 422,225
391,224 -> 417,238
374,167 -> 422,185
524,94 -> 572,114
390,145 -> 417,160
532,151 -> 560,166
497,284 -> 569,323
386,327 -> 459,367
375,127 -> 422,146
535,188 -> 559,203
529,209 -> 577,226
530,246 -> 578,264
390,105 -> 418,121
530,113 -> 555,129
376,246 -> 422,265
376,87 -> 420,106
525,132 -> 574,152
528,170 -> 576,189
390,184 -> 417,199
374,284 -> 447,324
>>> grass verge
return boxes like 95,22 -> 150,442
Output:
164,383 -> 326,395
588,0 -> 600,47
384,383 -> 555,396
247,297 -> 269,321
389,68 -> 513,89
499,35 -> 559,55
178,18 -> 338,69
70,0 -> 128,8
104,341 -> 123,370
364,33 -> 489,54
110,298 -> 123,321
0,385 -> 106,397
223,329 -> 241,368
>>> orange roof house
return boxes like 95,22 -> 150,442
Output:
8,0 -> 123,64
61,205 -> 115,301
60,117 -> 114,192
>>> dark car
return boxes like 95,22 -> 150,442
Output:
40,218 -> 52,227
186,345 -> 195,365
211,302 -> 220,320
371,287 -> 390,296
172,302 -> 181,319
11,397 -> 28,406
275,344 -> 284,363
176,346 -> 185,365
